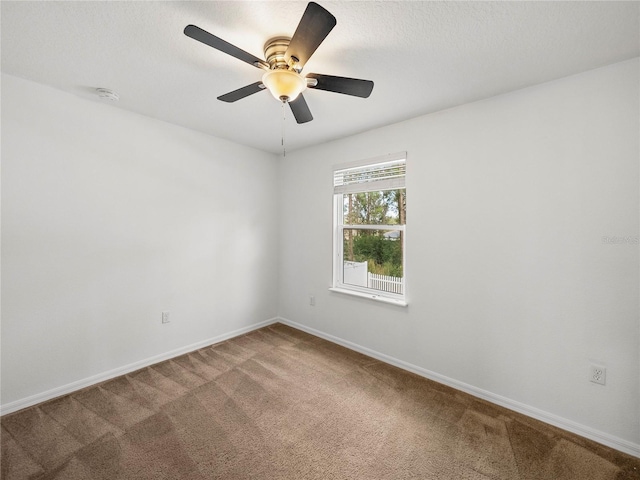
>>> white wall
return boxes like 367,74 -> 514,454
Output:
1,74 -> 279,407
278,59 -> 639,451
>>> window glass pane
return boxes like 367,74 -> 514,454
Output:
342,189 -> 406,225
342,228 -> 404,295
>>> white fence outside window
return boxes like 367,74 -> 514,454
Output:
368,272 -> 404,294
343,261 -> 404,295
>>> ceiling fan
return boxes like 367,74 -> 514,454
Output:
184,2 -> 374,124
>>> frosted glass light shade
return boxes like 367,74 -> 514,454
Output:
262,69 -> 306,102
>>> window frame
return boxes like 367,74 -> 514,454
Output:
330,153 -> 407,306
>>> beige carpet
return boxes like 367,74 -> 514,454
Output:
2,323 -> 639,479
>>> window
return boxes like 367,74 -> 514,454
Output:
331,153 -> 407,306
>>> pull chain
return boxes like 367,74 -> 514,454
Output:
281,100 -> 287,158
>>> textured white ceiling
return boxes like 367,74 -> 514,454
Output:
2,1 -> 639,154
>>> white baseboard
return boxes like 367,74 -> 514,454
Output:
277,317 -> 640,459
0,317 -> 279,416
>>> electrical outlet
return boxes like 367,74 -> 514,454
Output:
162,311 -> 170,324
590,365 -> 606,385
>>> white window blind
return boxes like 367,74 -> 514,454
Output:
333,152 -> 406,195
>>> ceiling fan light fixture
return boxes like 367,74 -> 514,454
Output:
184,2 -> 372,124
261,69 -> 306,102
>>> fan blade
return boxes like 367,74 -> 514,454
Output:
217,82 -> 266,103
306,73 -> 374,98
289,94 -> 313,124
284,2 -> 336,70
184,25 -> 268,69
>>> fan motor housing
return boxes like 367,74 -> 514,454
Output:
264,37 -> 292,70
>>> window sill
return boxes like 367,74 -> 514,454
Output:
329,287 -> 408,307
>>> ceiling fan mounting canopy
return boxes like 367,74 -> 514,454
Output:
184,2 -> 374,124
